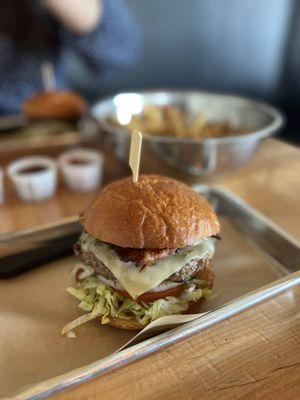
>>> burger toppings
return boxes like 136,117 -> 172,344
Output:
76,231 -> 216,299
74,243 -> 211,284
62,263 -> 214,336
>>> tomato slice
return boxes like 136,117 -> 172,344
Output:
114,284 -> 185,302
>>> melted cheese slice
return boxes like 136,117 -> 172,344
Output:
80,232 -> 215,299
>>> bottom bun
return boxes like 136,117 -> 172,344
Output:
105,298 -> 206,331
106,317 -> 144,330
184,298 -> 205,314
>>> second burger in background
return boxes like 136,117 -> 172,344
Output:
22,90 -> 88,121
62,175 -> 220,334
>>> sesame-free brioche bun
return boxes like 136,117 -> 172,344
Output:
22,90 -> 88,120
80,175 -> 220,249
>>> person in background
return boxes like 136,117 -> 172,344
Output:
0,0 -> 140,115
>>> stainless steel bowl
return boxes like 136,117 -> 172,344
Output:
89,90 -> 284,178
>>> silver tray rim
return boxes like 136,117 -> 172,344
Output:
0,215 -> 79,243
6,186 -> 300,400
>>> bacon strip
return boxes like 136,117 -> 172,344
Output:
113,246 -> 179,268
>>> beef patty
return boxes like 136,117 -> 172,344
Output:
74,242 -> 211,285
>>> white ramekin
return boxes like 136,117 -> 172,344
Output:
0,168 -> 4,204
58,148 -> 103,192
7,156 -> 57,202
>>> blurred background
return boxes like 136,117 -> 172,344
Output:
1,0 -> 300,143
0,0 -> 299,277
65,0 -> 299,144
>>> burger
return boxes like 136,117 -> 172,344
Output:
62,175 -> 220,335
22,90 -> 88,121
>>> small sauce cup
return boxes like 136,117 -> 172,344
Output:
7,156 -> 57,202
58,148 -> 103,192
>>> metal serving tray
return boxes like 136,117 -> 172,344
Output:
1,186 -> 300,400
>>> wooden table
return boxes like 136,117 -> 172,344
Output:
3,139 -> 300,399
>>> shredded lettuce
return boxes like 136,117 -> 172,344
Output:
201,287 -> 215,300
62,269 -> 214,336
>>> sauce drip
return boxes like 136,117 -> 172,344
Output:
17,165 -> 48,174
67,158 -> 92,166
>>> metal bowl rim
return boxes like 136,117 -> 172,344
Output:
90,89 -> 285,144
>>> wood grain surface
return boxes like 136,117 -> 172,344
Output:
53,289 -> 300,400
2,138 -> 300,399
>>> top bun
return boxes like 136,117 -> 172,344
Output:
81,175 -> 220,249
22,90 -> 88,120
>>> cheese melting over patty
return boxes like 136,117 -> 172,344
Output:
80,231 -> 215,299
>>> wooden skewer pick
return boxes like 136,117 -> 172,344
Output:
129,130 -> 143,183
41,62 -> 56,92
